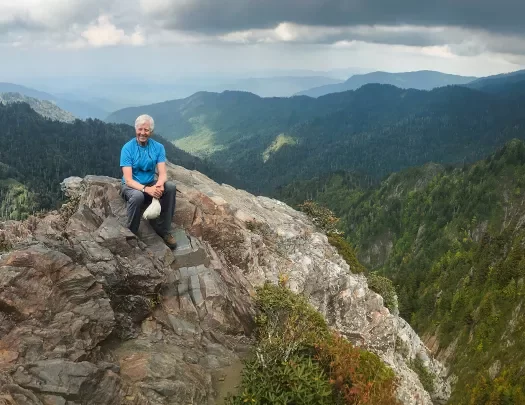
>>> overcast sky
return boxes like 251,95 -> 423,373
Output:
3,0 -> 525,84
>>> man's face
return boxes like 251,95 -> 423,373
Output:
136,122 -> 152,144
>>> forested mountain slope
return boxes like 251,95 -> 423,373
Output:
277,139 -> 525,404
466,69 -> 525,93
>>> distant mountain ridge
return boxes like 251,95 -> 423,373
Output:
107,81 -> 525,194
296,70 -> 477,97
0,92 -> 75,122
0,82 -> 109,119
209,75 -> 342,97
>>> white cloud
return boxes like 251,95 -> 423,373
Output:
274,23 -> 298,42
80,15 -> 144,47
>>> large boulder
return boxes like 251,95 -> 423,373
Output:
0,166 -> 450,404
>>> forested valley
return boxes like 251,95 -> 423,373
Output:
277,139 -> 525,403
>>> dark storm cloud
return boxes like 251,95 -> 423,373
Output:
149,0 -> 525,37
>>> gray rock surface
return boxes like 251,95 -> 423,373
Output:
0,164 -> 450,404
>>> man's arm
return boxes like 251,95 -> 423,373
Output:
154,144 -> 168,192
155,162 -> 167,189
122,166 -> 143,190
122,166 -> 161,198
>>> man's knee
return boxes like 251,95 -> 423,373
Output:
128,189 -> 145,206
164,181 -> 176,194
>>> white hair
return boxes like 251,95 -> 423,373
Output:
135,114 -> 154,131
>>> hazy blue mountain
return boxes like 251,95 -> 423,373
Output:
0,82 -> 108,119
466,69 -> 525,93
24,74 -> 348,107
0,82 -> 52,100
296,70 -> 477,97
54,93 -> 129,115
52,98 -> 108,119
209,76 -> 342,97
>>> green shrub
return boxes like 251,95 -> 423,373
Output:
327,234 -> 366,274
254,282 -> 330,363
225,354 -> 333,405
227,283 -> 401,405
367,272 -> 398,313
409,357 -> 435,395
298,200 -> 343,235
317,332 -> 400,405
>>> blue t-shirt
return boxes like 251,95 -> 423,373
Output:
120,138 -> 166,185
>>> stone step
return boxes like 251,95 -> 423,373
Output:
172,228 -> 210,268
177,264 -> 210,307
172,228 -> 191,253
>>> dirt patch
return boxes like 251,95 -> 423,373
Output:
212,358 -> 245,404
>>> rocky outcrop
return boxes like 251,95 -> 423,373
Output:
0,163 -> 450,404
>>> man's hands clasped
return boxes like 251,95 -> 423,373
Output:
145,184 -> 163,199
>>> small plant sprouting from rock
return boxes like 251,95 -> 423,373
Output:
298,201 -> 364,274
278,272 -> 289,287
0,232 -> 12,252
246,220 -> 260,233
409,356 -> 435,395
298,200 -> 343,235
327,234 -> 366,274
395,336 -> 410,359
59,195 -> 81,224
246,220 -> 273,240
367,272 -> 399,313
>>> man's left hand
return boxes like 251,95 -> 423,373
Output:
155,183 -> 164,194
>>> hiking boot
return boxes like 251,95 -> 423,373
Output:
162,233 -> 177,249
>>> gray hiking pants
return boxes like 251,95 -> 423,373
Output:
121,181 -> 177,236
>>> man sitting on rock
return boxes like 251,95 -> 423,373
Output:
120,114 -> 177,249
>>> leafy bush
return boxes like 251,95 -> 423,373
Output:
254,281 -> 330,364
298,200 -> 343,235
327,234 -> 366,274
226,355 -> 333,405
367,272 -> 398,313
409,357 -> 435,395
226,283 -> 400,405
317,333 -> 401,405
